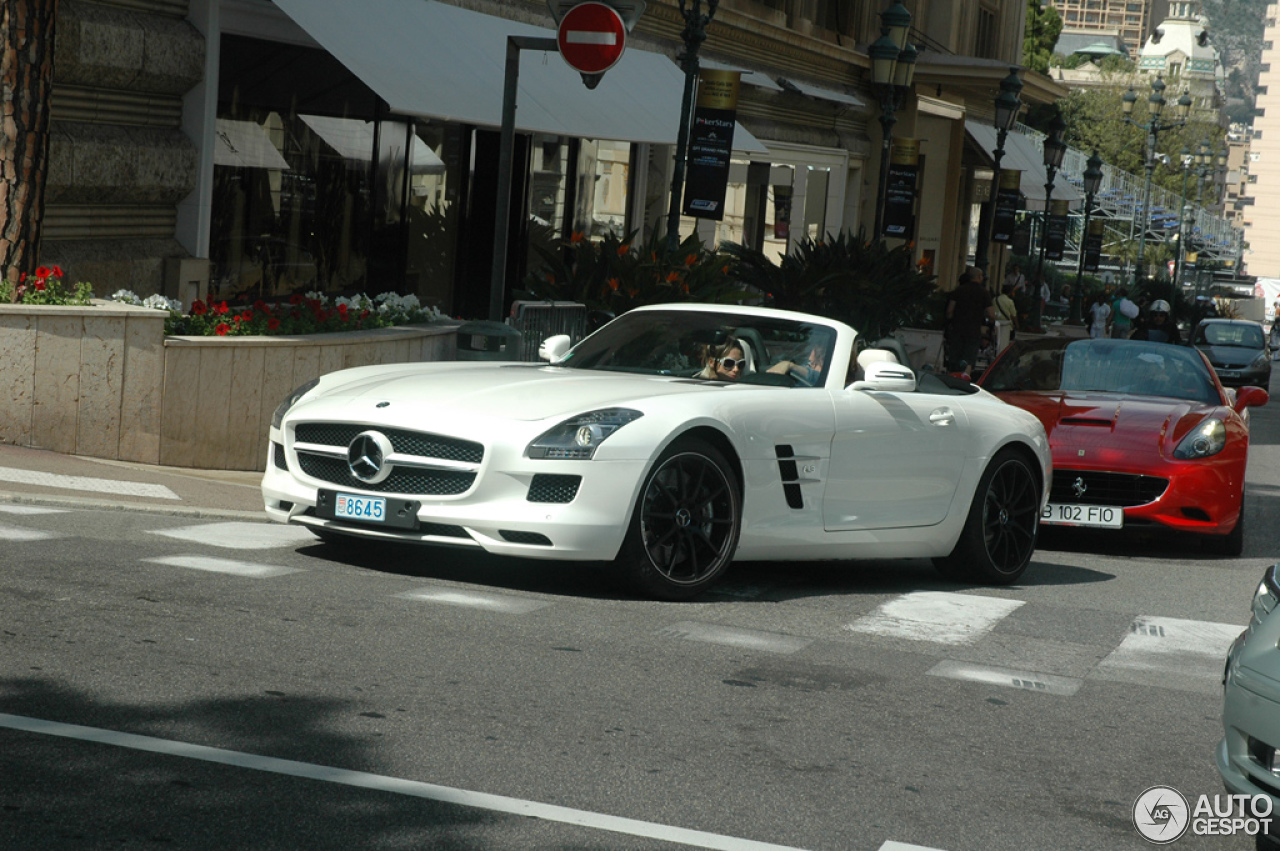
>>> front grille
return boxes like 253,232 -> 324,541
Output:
1050,470 -> 1168,507
528,474 -> 581,503
294,423 -> 483,464
273,442 -> 287,470
298,454 -> 475,495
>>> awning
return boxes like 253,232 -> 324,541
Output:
299,115 -> 446,173
777,78 -> 866,108
213,119 -> 290,170
965,121 -> 1081,211
701,59 -> 785,92
273,0 -> 767,153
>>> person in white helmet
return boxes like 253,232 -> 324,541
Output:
1130,299 -> 1183,344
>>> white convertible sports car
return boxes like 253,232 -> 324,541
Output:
262,304 -> 1051,599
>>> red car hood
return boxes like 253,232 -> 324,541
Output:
995,391 -> 1215,467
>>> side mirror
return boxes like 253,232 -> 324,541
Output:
1234,385 -> 1269,412
539,334 -> 572,362
850,361 -> 917,393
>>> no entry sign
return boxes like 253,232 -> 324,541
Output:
557,2 -> 627,75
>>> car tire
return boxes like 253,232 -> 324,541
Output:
933,448 -> 1040,585
617,437 -> 741,601
1207,495 -> 1246,557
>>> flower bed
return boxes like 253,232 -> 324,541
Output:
0,298 -> 458,472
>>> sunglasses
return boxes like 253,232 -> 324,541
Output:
719,357 -> 744,370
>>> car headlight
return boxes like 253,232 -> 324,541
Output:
1254,352 -> 1271,369
270,378 -> 321,429
1173,417 -> 1226,459
526,408 -> 643,459
1251,565 -> 1280,627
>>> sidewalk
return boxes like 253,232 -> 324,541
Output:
0,444 -> 264,519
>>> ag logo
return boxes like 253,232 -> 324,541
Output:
1133,785 -> 1190,843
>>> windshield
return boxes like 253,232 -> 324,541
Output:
982,338 -> 1220,405
559,309 -> 838,387
1193,322 -> 1265,349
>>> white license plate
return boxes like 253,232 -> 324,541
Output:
1041,503 -> 1124,528
335,493 -> 385,522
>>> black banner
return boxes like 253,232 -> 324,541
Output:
683,69 -> 740,220
1044,199 -> 1069,261
992,169 -> 1021,243
882,138 -> 919,239
1082,217 -> 1103,272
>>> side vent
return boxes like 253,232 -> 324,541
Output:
774,444 -> 805,509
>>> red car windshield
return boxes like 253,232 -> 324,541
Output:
982,339 -> 1220,405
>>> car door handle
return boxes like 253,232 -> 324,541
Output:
929,407 -> 955,427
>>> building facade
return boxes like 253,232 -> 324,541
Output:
1048,0 -> 1157,58
1240,4 -> 1280,277
32,0 -> 1063,321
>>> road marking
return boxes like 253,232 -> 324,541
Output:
150,521 -> 316,549
395,587 -> 551,614
879,843 -> 948,851
927,660 -> 1083,696
0,523 -> 59,542
658,621 -> 811,654
0,466 -> 179,500
0,505 -> 68,515
143,555 -> 303,578
0,713 -> 812,851
1097,616 -> 1243,675
845,592 -> 1024,644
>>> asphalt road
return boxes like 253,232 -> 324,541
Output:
1,377 -> 1278,850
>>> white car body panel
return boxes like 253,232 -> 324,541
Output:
262,304 -> 1050,568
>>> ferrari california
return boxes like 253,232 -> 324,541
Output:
262,304 -> 1051,599
980,336 -> 1267,556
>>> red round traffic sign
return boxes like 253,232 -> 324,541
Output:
557,2 -> 627,75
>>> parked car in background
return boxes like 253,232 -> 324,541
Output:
1193,318 -> 1272,388
262,304 -> 1052,600
979,337 -> 1267,555
1219,564 -> 1280,850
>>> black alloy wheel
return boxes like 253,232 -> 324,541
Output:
935,448 -> 1040,584
618,437 -> 741,600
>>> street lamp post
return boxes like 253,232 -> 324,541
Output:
664,0 -> 720,255
1172,146 -> 1193,288
974,68 -> 1024,271
1121,74 -> 1191,290
1071,151 -> 1104,325
869,3 -> 916,240
1035,111 -> 1067,330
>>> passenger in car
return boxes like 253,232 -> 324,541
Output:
697,338 -> 748,381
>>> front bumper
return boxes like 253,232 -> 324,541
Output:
261,437 -> 645,561
1219,639 -> 1280,824
1053,460 -> 1243,537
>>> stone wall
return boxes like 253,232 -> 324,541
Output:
0,302 -> 459,472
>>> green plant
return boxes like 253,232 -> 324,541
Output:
721,231 -> 937,340
521,228 -> 751,313
0,266 -> 93,305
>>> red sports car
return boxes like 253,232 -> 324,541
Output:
979,337 -> 1268,555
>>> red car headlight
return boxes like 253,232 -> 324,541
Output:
1173,418 -> 1226,460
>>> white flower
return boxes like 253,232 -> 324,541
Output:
110,289 -> 143,305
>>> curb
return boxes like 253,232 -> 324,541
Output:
0,490 -> 266,521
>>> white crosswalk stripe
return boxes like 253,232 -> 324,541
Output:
149,521 -> 317,549
0,466 -> 179,500
845,591 -> 1024,644
0,522 -> 60,541
143,555 -> 304,578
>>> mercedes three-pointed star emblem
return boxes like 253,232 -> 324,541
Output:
347,430 -> 394,484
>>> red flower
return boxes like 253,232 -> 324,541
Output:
215,301 -> 229,315
191,300 -> 208,315
570,231 -> 584,243
289,293 -> 304,305
18,272 -> 26,282
214,323 -> 231,336
684,254 -> 696,266
34,280 -> 46,291
617,244 -> 630,256
267,317 -> 280,331
337,303 -> 349,316
254,300 -> 271,314
35,266 -> 50,279
665,271 -> 680,283
51,266 -> 63,278
607,277 -> 619,291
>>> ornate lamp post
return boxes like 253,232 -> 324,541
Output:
664,0 -> 720,255
1071,151 -> 1104,324
869,3 -> 916,239
1172,146 -> 1193,288
1121,74 -> 1191,288
1031,112 -> 1066,331
974,67 -> 1024,271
